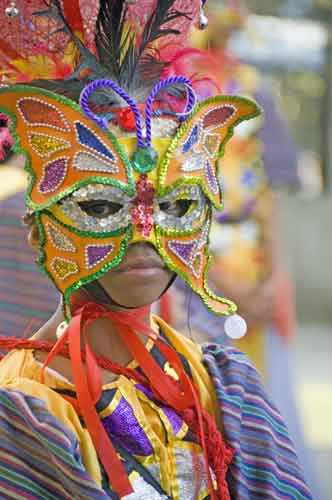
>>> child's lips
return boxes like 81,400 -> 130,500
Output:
115,258 -> 165,273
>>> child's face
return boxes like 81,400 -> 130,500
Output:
98,242 -> 174,308
28,221 -> 173,308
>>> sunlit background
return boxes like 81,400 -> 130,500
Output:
227,0 -> 332,498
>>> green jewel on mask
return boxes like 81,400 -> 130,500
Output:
132,146 -> 158,173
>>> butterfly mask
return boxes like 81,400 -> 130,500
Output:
0,78 -> 260,319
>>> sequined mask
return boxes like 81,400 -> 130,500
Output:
0,79 -> 260,319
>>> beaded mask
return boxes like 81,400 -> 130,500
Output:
0,77 -> 260,319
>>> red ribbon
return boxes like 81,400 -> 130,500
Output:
37,302 -> 229,499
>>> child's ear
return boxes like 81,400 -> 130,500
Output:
27,223 -> 41,249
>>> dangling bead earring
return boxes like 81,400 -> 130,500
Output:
5,1 -> 19,18
56,321 -> 68,340
198,0 -> 209,30
224,313 -> 247,340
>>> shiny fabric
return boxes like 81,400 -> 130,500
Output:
0,315 -> 218,499
0,318 -> 312,499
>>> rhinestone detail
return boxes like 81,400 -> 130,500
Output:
75,121 -> 115,162
17,98 -> 70,132
132,147 -> 158,174
46,222 -> 77,252
85,244 -> 115,269
51,257 -> 79,280
39,157 -> 68,194
73,151 -> 118,174
29,133 -> 71,158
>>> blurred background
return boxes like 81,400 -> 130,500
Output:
222,0 -> 332,497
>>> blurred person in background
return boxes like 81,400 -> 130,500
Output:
161,0 -> 320,496
0,116 -> 58,337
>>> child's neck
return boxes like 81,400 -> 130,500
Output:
34,292 -> 152,384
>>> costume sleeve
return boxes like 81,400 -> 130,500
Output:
0,388 -> 109,500
202,344 -> 313,499
255,86 -> 300,188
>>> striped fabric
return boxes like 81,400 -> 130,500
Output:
0,192 -> 58,337
0,389 -> 110,499
202,344 -> 312,499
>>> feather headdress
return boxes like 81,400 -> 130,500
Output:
0,0 -> 199,103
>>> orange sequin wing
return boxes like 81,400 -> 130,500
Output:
156,96 -> 261,316
158,95 -> 261,208
0,85 -> 135,210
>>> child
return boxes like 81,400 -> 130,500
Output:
0,1 -> 311,498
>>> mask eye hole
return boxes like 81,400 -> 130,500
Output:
78,200 -> 123,218
159,199 -> 196,218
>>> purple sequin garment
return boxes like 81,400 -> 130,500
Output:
136,384 -> 184,436
101,387 -> 185,457
102,396 -> 153,456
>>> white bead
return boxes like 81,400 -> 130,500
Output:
56,321 -> 68,340
198,10 -> 209,30
224,314 -> 247,339
5,3 -> 19,18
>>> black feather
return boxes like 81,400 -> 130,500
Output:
95,0 -> 129,83
31,1 -> 112,102
31,0 -> 192,104
94,0 -> 191,98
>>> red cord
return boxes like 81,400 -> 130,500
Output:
0,303 -> 233,499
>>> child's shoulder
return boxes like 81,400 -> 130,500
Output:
201,343 -> 313,499
202,342 -> 263,380
0,348 -> 35,383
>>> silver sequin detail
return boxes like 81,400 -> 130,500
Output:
181,152 -> 204,172
109,118 -> 178,139
46,222 -> 77,252
155,184 -> 206,231
174,447 -> 216,499
123,475 -> 169,500
59,184 -> 132,233
73,151 -> 118,174
151,118 -> 178,138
